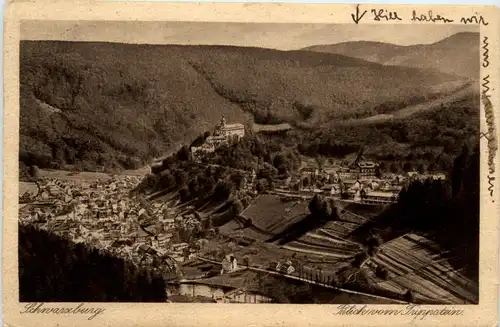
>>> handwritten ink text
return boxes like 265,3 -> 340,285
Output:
371,9 -> 402,21
461,13 -> 488,26
482,36 -> 490,68
351,4 -> 367,24
411,10 -> 454,23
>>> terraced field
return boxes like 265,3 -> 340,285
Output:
335,201 -> 386,219
362,234 -> 478,304
218,194 -> 383,259
214,193 -> 478,304
283,243 -> 357,259
336,210 -> 370,224
319,222 -> 359,240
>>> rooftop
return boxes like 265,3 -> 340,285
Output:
357,161 -> 378,168
223,123 -> 245,130
365,191 -> 397,198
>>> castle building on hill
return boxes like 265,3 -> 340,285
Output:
191,115 -> 245,159
214,115 -> 245,140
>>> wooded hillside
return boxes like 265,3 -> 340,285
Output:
19,224 -> 167,302
20,40 -> 469,171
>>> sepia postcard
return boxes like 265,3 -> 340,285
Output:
3,2 -> 500,327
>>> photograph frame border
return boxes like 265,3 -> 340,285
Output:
3,2 -> 500,327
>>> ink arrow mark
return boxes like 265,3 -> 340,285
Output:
351,4 -> 367,24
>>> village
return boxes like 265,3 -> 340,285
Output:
17,116 -> 453,303
191,115 -> 446,206
274,156 -> 447,205
18,175 -> 215,280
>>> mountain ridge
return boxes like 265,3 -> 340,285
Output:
20,38 -> 474,171
301,32 -> 479,79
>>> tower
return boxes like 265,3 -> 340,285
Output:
214,115 -> 227,137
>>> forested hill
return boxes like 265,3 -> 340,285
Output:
302,32 -> 479,79
20,40 -> 469,171
19,224 -> 167,302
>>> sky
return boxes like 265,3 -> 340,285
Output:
21,20 -> 477,50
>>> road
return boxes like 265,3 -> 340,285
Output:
252,123 -> 292,133
341,82 -> 477,126
193,256 -> 406,304
268,190 -> 392,206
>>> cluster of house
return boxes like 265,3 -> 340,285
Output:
211,253 -> 297,277
191,115 -> 245,160
18,176 -> 212,280
276,155 -> 447,204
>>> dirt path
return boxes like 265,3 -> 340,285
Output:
281,245 -> 352,258
342,82 -> 478,126
193,256 -> 407,304
252,123 -> 292,133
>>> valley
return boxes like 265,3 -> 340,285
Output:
18,31 -> 480,304
20,34 -> 476,173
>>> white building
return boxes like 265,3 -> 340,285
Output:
191,116 -> 245,158
215,115 -> 245,140
362,191 -> 398,204
221,254 -> 238,274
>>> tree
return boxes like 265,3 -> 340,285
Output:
389,162 -> 400,173
179,187 -> 190,202
174,170 -> 188,187
366,233 -> 383,255
273,153 -> 289,175
321,199 -> 332,217
229,172 -> 245,190
378,161 -> 387,172
188,178 -> 201,198
255,179 -> 268,193
190,134 -> 206,147
403,290 -> 415,303
315,156 -> 326,171
19,224 -> 167,302
158,170 -> 174,190
451,145 -> 469,198
352,251 -> 368,268
213,180 -> 234,200
202,217 -> 213,231
308,194 -> 324,216
375,266 -> 389,280
232,199 -> 244,216
328,274 -> 339,287
54,147 -> 66,165
259,163 -> 278,180
176,145 -> 191,161
403,162 -> 413,172
417,162 -> 426,174
29,165 -> 41,180
340,191 -> 350,200
437,154 -> 454,171
330,206 -> 339,220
